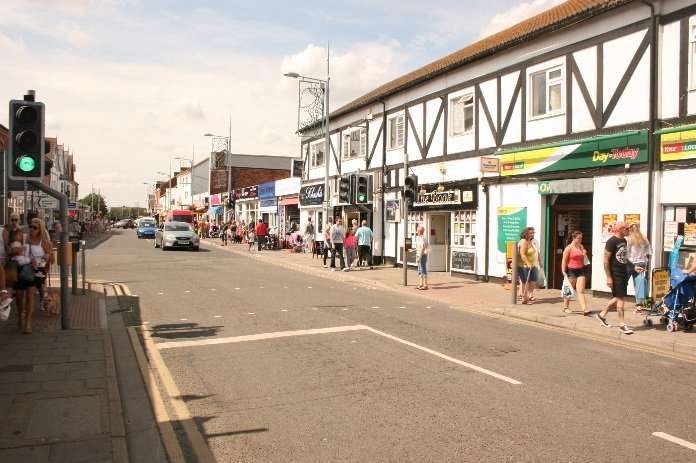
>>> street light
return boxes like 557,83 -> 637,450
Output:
284,68 -> 331,229
205,126 -> 232,220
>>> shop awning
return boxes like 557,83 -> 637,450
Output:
206,206 -> 222,215
280,197 -> 299,206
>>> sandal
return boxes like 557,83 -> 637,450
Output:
563,308 -> 572,314
583,310 -> 592,316
421,286 -> 429,290
633,308 -> 644,315
416,286 -> 424,290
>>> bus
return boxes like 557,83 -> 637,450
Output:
165,210 -> 194,228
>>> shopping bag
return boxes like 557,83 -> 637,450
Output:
0,299 -> 12,322
19,265 -> 34,283
536,267 -> 546,289
583,254 -> 591,266
561,275 -> 575,300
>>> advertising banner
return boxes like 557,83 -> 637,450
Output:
660,126 -> 696,162
497,207 -> 527,253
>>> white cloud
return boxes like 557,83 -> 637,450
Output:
477,0 -> 566,39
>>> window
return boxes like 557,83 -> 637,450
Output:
452,210 -> 476,247
690,22 -> 696,90
450,93 -> 474,136
388,114 -> 404,149
529,66 -> 563,117
309,142 -> 325,168
342,128 -> 366,159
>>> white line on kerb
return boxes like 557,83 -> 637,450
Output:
156,324 -> 521,384
653,432 -> 696,451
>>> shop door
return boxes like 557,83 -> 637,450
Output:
549,194 -> 593,289
429,214 -> 449,271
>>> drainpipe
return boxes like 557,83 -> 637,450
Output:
380,99 -> 387,265
482,181 -> 490,282
640,0 -> 657,251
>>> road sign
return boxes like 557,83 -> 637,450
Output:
35,195 -> 59,209
68,201 -> 79,210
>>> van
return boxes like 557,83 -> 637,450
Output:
165,210 -> 194,227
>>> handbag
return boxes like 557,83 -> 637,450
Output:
583,254 -> 591,266
0,301 -> 11,322
561,275 -> 576,300
19,264 -> 34,283
5,261 -> 18,284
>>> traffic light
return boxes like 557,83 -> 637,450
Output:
338,174 -> 355,204
355,174 -> 370,204
8,99 -> 45,180
403,174 -> 419,205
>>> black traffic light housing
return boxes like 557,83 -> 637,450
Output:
403,174 -> 419,205
355,174 -> 370,204
338,174 -> 355,204
8,99 -> 45,180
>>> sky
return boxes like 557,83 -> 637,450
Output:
0,0 -> 563,208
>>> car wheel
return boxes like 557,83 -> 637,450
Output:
193,246 -> 199,251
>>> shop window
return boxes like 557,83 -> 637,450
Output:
529,66 -> 564,118
690,20 -> 696,90
450,93 -> 474,136
310,142 -> 325,168
453,210 -> 477,246
388,114 -> 405,150
342,128 -> 366,159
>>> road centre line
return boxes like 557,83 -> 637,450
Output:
156,324 -> 520,384
653,432 -> 696,451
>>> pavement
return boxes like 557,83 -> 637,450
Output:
0,232 -> 694,463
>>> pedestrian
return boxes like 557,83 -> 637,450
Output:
627,223 -> 652,314
303,218 -> 315,255
596,222 -> 638,334
14,218 -> 52,334
355,220 -> 373,269
329,217 -> 346,271
344,227 -> 357,271
220,221 -> 229,246
517,227 -> 538,305
2,214 -> 22,262
254,219 -> 267,251
247,230 -> 255,251
322,223 -> 331,268
415,225 -> 429,290
560,229 -> 591,316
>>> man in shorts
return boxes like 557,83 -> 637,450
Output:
596,221 -> 642,334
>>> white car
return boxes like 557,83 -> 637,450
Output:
154,221 -> 200,251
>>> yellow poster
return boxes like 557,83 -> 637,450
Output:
602,214 -> 618,242
624,214 -> 640,226
684,223 -> 696,246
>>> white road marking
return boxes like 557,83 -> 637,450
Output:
307,286 -> 312,289
372,306 -> 380,309
157,324 -> 520,384
214,315 -> 221,318
210,288 -> 216,291
158,292 -> 164,295
185,290 -> 190,293
235,287 -> 240,290
247,312 -> 255,315
180,318 -> 187,321
653,432 -> 696,451
281,309 -> 288,312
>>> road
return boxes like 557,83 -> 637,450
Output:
90,229 -> 696,462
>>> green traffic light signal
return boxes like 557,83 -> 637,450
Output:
17,155 -> 37,172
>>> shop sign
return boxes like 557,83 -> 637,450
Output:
480,157 -> 500,173
411,182 -> 478,211
497,207 -> 527,253
258,182 -> 275,199
299,184 -> 324,206
240,186 -> 258,199
660,127 -> 696,162
499,131 -> 648,177
260,199 -> 277,208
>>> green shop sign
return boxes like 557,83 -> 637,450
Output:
498,131 -> 648,177
497,207 -> 527,253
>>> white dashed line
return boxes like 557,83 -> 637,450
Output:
247,313 -> 255,315
281,309 -> 288,312
214,315 -> 221,318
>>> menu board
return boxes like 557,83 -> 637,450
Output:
452,251 -> 475,272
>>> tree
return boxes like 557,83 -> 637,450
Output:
78,193 -> 108,218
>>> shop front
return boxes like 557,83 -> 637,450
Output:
398,181 -> 478,273
237,186 -> 258,226
657,124 -> 696,270
299,183 -> 326,247
496,130 -> 649,288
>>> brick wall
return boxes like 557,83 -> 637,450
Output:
210,168 -> 290,195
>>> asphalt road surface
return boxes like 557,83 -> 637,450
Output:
90,229 -> 696,462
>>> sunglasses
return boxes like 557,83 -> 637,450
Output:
30,225 -> 39,230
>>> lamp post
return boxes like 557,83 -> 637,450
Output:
284,68 -> 331,229
204,125 -> 232,220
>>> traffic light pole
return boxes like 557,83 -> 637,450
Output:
28,181 -> 69,330
403,156 -> 408,287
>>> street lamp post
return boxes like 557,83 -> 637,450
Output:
205,125 -> 232,221
284,67 -> 331,229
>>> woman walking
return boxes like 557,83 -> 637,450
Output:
517,227 -> 538,304
627,223 -> 652,314
322,223 -> 332,268
560,229 -> 591,315
14,218 -> 52,334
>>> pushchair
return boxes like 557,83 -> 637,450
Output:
652,268 -> 696,332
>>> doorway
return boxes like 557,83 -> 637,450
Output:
549,194 -> 593,289
429,213 -> 449,271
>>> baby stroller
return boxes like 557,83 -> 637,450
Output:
652,268 -> 696,332
209,225 -> 220,238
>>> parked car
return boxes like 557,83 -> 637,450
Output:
136,218 -> 157,238
121,219 -> 136,229
155,221 -> 200,251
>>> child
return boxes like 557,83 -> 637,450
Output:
344,227 -> 357,271
9,241 -> 30,267
247,231 -> 255,251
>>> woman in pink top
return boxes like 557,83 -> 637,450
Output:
561,229 -> 590,316
343,227 -> 357,272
